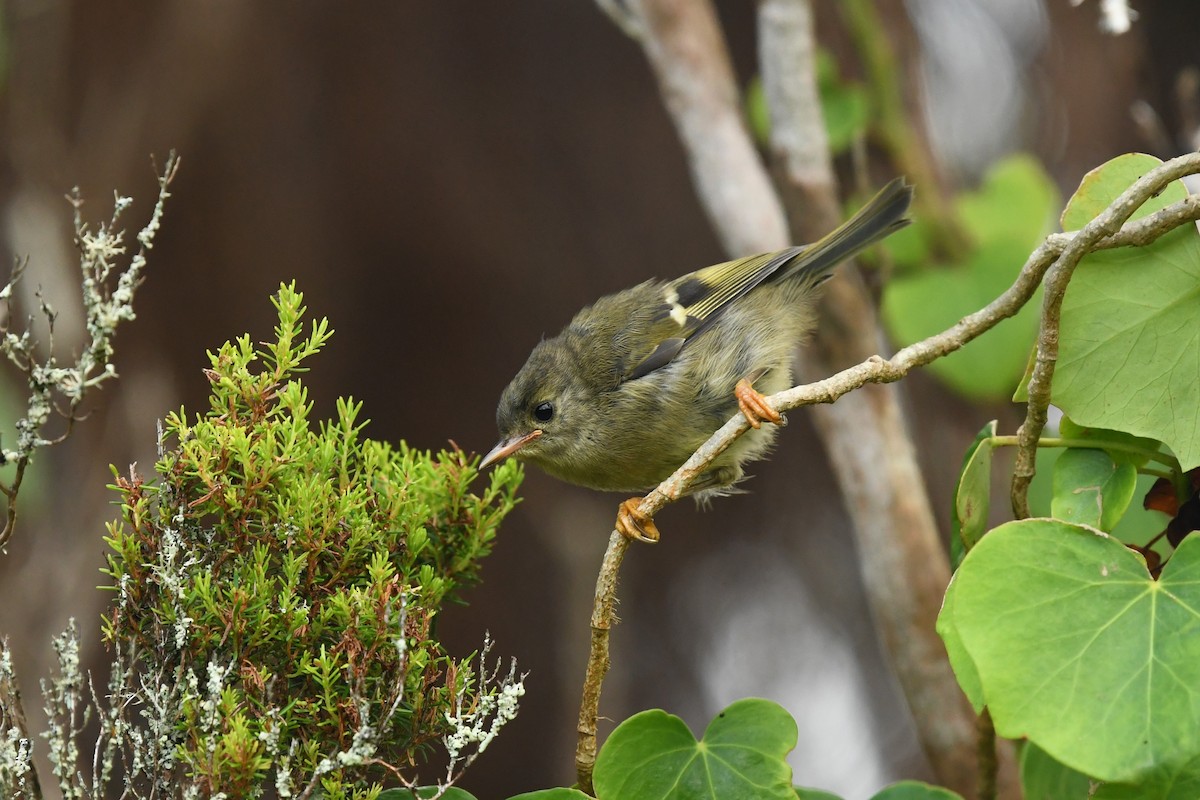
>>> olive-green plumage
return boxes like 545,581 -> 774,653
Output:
483,178 -> 914,497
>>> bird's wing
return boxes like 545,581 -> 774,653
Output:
624,247 -> 803,381
624,178 -> 914,382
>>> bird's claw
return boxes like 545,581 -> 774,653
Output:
616,498 -> 660,543
735,378 -> 784,429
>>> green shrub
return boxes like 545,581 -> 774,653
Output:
98,283 -> 523,798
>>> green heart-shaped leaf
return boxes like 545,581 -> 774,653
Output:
1051,448 -> 1137,531
952,519 -> 1200,782
1053,153 -> 1200,471
594,698 -> 797,800
507,790 -> 594,800
936,574 -> 985,713
882,154 -> 1057,400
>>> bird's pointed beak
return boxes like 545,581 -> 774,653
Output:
479,430 -> 542,469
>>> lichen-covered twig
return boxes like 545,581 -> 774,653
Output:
0,639 -> 43,799
0,153 -> 180,552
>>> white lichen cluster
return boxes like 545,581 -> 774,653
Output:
149,520 -> 200,651
443,634 -> 527,773
0,642 -> 35,795
41,623 -> 87,798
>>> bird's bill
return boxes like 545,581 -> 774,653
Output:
479,430 -> 542,469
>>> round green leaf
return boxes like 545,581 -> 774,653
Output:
1051,448 -> 1137,531
508,790 -> 594,800
594,698 -> 797,800
1054,153 -> 1200,470
936,576 -> 984,713
953,519 -> 1200,782
868,781 -> 964,800
1029,445 -> 1170,548
1019,741 -> 1092,800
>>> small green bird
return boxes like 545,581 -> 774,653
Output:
482,178 -> 913,542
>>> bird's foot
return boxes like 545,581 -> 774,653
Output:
735,378 -> 784,429
616,497 -> 660,543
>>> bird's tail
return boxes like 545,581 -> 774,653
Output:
783,177 -> 914,286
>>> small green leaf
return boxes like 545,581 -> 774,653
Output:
1029,446 -> 1170,548
795,788 -> 844,800
594,698 -> 797,800
1054,153 -> 1200,471
1051,448 -> 1137,531
507,790 -> 593,800
1019,741 -> 1092,800
935,576 -> 985,713
869,781 -> 965,800
953,520 -> 1200,782
953,420 -> 998,562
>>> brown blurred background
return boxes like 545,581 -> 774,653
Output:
0,1 -> 1193,797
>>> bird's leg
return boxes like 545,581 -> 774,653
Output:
735,377 -> 783,429
616,497 -> 660,543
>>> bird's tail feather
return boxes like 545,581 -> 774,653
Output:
785,177 -> 914,285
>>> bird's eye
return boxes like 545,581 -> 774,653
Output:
533,402 -> 554,423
